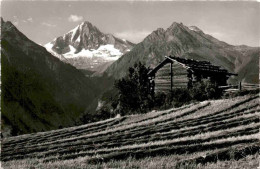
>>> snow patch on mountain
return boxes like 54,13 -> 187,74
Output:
45,42 -> 67,61
66,45 -> 77,56
45,42 -> 54,52
70,25 -> 79,41
76,36 -> 80,43
61,44 -> 123,60
45,42 -> 122,60
188,26 -> 202,32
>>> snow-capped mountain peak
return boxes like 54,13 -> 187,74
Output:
44,21 -> 135,73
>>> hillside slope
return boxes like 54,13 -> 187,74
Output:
106,22 -> 259,84
2,94 -> 259,168
1,19 -> 104,136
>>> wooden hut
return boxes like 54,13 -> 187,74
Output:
147,56 -> 237,94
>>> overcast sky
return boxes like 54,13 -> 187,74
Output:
1,1 -> 259,46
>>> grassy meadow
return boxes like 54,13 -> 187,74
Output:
1,94 -> 259,169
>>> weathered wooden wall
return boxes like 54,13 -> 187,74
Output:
172,61 -> 189,89
154,63 -> 172,93
154,61 -> 190,93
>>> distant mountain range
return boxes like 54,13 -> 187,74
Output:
106,22 -> 259,84
1,18 -> 112,136
45,21 -> 259,84
45,21 -> 135,74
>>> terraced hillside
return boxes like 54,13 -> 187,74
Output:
2,94 -> 259,169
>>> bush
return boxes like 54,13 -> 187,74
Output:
95,104 -> 115,120
154,80 -> 221,109
115,62 -> 153,114
101,88 -> 119,110
153,88 -> 192,109
223,88 -> 259,98
171,88 -> 192,107
154,92 -> 167,108
190,80 -> 222,101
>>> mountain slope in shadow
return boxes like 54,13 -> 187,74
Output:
1,19 -> 107,136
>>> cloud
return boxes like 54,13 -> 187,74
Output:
13,21 -> 19,26
12,16 -> 19,25
27,17 -> 33,22
203,30 -> 255,46
22,17 -> 33,23
114,30 -> 151,43
206,31 -> 226,39
41,22 -> 57,27
204,30 -> 237,42
68,15 -> 83,22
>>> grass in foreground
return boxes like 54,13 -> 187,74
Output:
2,94 -> 259,168
2,153 -> 259,169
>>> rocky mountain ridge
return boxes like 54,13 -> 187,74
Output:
106,22 -> 259,84
45,21 -> 135,73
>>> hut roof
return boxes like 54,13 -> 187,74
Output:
148,56 -> 237,76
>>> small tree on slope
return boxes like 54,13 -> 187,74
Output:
115,62 -> 153,115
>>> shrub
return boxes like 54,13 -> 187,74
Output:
154,92 -> 167,108
95,104 -> 114,120
154,80 -> 221,109
101,88 -> 119,110
190,80 -> 222,101
115,62 -> 153,114
223,88 -> 259,98
171,88 -> 192,107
